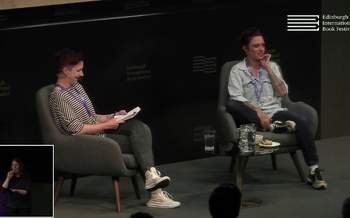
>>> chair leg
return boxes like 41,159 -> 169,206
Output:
112,177 -> 122,213
70,175 -> 77,196
131,175 -> 141,199
271,154 -> 277,170
289,151 -> 306,182
54,176 -> 65,206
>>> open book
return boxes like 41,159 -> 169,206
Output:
114,106 -> 141,121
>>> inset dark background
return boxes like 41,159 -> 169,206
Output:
0,145 -> 53,184
0,145 -> 53,216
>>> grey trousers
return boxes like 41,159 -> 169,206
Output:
106,119 -> 155,173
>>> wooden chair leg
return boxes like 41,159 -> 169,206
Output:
289,151 -> 306,182
70,175 -> 77,196
54,176 -> 65,206
112,177 -> 121,213
271,154 -> 277,170
131,176 -> 141,199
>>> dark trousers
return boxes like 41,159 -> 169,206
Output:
226,99 -> 319,166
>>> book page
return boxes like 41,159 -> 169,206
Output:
114,106 -> 141,121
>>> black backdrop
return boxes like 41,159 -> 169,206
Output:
0,0 -> 321,164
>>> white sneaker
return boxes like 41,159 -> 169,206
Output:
146,189 -> 181,209
145,167 -> 170,191
286,120 -> 297,132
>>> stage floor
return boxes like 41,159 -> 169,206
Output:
52,136 -> 350,218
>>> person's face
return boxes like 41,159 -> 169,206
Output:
63,61 -> 84,85
11,160 -> 20,174
243,35 -> 265,61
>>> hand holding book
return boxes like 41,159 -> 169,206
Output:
114,106 -> 141,121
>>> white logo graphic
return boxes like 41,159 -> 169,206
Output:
193,56 -> 217,73
287,15 -> 319,31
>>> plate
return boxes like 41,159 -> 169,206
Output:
259,141 -> 280,147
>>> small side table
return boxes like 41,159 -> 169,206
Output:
208,144 -> 280,208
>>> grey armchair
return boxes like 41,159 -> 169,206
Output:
36,84 -> 142,212
217,60 -> 319,182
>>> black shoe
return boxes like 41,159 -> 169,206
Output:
271,120 -> 296,133
271,121 -> 288,133
307,168 -> 327,190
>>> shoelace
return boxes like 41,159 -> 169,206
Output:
314,169 -> 325,181
161,191 -> 174,200
149,168 -> 162,178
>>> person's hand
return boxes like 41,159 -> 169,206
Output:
105,117 -> 125,130
257,110 -> 272,129
10,188 -> 17,192
7,171 -> 14,179
114,110 -> 127,116
260,53 -> 271,70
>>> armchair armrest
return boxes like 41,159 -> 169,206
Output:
54,134 -> 131,176
217,105 -> 238,151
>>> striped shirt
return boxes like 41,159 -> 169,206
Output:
49,83 -> 106,137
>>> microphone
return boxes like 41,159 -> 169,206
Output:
57,73 -> 83,82
64,75 -> 83,83
245,53 -> 270,62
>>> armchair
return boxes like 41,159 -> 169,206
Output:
35,84 -> 142,212
217,60 -> 319,182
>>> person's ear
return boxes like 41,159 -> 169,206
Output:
242,45 -> 248,53
62,66 -> 69,75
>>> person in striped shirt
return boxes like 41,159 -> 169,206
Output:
49,48 -> 180,209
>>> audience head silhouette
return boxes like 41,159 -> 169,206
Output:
209,183 -> 241,218
342,196 -> 350,218
129,211 -> 155,218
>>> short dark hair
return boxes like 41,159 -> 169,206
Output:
209,183 -> 242,218
55,48 -> 84,73
129,211 -> 154,218
342,196 -> 350,218
238,27 -> 263,47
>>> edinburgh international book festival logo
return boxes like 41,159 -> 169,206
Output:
287,14 -> 350,32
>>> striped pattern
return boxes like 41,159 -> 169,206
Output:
49,83 -> 106,137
